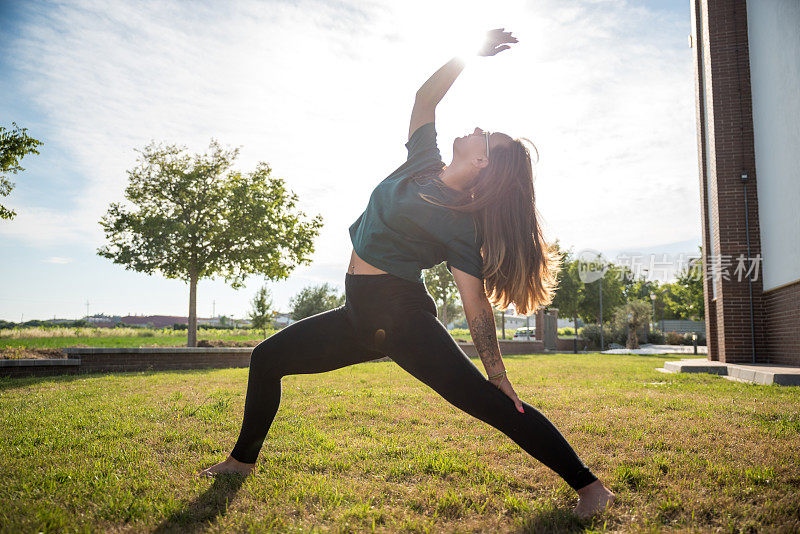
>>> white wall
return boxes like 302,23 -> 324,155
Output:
695,0 -> 719,299
747,0 -> 800,291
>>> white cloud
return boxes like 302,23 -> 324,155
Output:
42,256 -> 74,264
1,0 -> 700,309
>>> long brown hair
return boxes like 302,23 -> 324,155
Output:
411,137 -> 561,316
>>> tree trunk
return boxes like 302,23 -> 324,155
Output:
626,325 -> 639,349
442,301 -> 448,326
188,270 -> 198,347
573,316 -> 578,353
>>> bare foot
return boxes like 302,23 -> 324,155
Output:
198,455 -> 255,477
573,480 -> 615,519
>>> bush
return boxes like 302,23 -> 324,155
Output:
661,331 -> 705,345
580,323 -> 656,349
449,328 -> 470,339
611,325 -> 629,346
647,330 -> 666,344
665,331 -> 684,345
681,332 -> 706,346
579,324 -> 603,350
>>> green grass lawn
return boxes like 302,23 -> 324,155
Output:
1,353 -> 798,533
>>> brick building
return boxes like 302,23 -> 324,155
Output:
690,0 -> 799,365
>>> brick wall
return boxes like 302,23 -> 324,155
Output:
0,360 -> 80,378
67,347 -> 253,374
458,340 -> 545,358
692,0 -> 775,364
555,337 -> 583,352
762,280 -> 800,366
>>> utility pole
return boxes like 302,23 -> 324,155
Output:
212,300 -> 215,319
85,300 -> 90,319
599,279 -> 604,351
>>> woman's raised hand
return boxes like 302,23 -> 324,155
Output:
477,28 -> 518,57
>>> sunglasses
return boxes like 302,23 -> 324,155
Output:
480,130 -> 491,159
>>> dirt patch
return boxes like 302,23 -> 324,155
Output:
196,339 -> 258,348
1,347 -> 68,360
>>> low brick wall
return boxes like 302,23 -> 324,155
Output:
0,358 -> 81,378
65,347 -> 253,374
555,337 -> 586,351
460,340 -> 544,357
1,339 -> 550,379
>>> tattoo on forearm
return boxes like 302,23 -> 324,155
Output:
469,307 -> 503,372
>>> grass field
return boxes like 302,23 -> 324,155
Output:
1,353 -> 798,533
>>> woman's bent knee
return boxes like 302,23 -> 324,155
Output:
249,337 -> 287,380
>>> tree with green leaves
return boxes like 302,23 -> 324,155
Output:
665,251 -> 705,321
249,283 -> 275,337
552,266 -> 584,350
1,122 -> 43,221
623,273 -> 662,304
550,244 -> 584,351
423,262 -> 460,326
289,283 -> 345,321
97,139 -> 322,347
578,261 -> 626,325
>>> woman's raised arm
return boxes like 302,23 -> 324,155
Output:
409,57 -> 465,141
408,28 -> 519,141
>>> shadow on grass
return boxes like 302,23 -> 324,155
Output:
153,474 -> 246,533
593,352 -> 692,362
515,507 -> 590,533
0,368 -> 241,392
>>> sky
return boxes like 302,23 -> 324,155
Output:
0,0 -> 701,322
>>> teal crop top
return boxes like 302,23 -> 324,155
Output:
348,122 -> 484,284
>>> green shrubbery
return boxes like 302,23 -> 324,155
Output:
665,331 -> 706,346
569,324 -> 705,349
647,331 -> 666,344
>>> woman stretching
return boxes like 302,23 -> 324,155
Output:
200,28 -> 615,519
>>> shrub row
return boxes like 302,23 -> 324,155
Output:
578,324 -> 706,349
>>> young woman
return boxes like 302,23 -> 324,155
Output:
200,29 -> 615,519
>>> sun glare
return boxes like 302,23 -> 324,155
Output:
424,10 -> 498,61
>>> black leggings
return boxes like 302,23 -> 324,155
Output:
230,272 -> 598,491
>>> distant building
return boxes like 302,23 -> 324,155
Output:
84,314 -> 252,329
500,314 -> 532,332
272,312 -> 296,328
86,314 -> 120,328
119,315 -> 188,329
